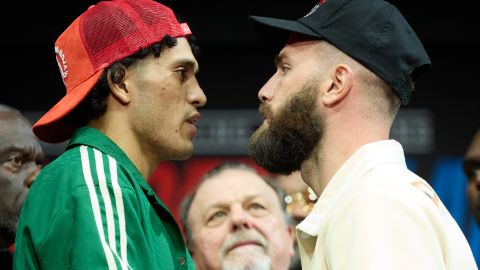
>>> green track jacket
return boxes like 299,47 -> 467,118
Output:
14,126 -> 194,270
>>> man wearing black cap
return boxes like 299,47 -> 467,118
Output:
249,0 -> 477,269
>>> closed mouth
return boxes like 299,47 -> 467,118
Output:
187,113 -> 201,125
227,240 -> 263,253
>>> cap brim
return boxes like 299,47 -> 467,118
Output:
33,69 -> 104,143
249,16 -> 322,52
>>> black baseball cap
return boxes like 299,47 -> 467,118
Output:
249,0 -> 431,105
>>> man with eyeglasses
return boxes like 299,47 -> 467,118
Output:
464,129 -> 480,225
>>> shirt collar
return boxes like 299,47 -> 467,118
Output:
67,126 -> 176,219
67,126 -> 153,192
297,140 -> 406,236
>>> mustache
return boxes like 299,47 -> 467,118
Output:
220,229 -> 268,255
250,81 -> 323,175
259,103 -> 273,120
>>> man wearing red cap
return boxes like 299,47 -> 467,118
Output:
249,0 -> 477,269
14,0 -> 206,269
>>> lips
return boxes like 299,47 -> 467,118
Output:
187,112 -> 201,125
227,240 -> 263,253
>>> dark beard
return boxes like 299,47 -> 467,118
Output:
250,81 -> 323,174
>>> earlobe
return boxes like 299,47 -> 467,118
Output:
107,66 -> 130,104
321,64 -> 353,107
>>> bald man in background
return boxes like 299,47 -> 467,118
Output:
0,104 -> 44,269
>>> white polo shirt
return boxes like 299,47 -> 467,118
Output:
297,140 -> 477,270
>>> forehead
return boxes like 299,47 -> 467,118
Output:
192,169 -> 279,208
159,37 -> 198,67
279,35 -> 321,59
0,112 -> 39,148
0,112 -> 32,136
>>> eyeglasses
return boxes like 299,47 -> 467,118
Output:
464,162 -> 480,180
284,187 -> 318,214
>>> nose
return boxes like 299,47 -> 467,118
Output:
25,163 -> 41,188
258,77 -> 275,103
230,205 -> 253,230
189,81 -> 207,108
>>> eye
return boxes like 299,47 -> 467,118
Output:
2,154 -> 24,172
277,63 -> 290,75
247,202 -> 268,217
36,157 -> 46,167
208,211 -> 226,222
282,65 -> 291,74
464,162 -> 480,180
176,67 -> 187,81
466,167 -> 480,180
249,202 -> 265,210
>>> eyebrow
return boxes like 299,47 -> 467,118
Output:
464,159 -> 480,166
0,144 -> 44,160
205,194 -> 262,210
274,53 -> 290,67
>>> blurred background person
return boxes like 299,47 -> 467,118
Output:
463,128 -> 480,265
275,171 -> 316,224
275,171 -> 316,270
0,104 -> 43,269
464,129 -> 480,225
180,162 -> 295,270
429,127 -> 480,266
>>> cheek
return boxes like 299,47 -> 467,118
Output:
467,183 -> 478,201
255,216 -> 283,239
198,229 -> 226,255
0,170 -> 22,188
264,217 -> 291,243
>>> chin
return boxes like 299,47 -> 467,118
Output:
172,144 -> 194,161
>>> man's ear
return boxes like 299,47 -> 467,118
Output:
320,64 -> 353,107
106,64 -> 130,104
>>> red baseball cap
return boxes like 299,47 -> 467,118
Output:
33,0 -> 192,143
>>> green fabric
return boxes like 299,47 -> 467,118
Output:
14,126 -> 194,269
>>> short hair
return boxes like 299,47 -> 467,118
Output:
179,162 -> 287,247
316,40 -> 402,123
62,21 -> 200,127
361,69 -> 403,121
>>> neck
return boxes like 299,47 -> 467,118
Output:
300,117 -> 389,197
89,118 -> 157,180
